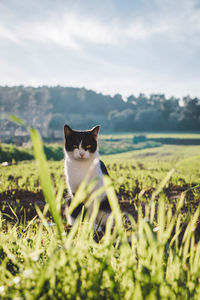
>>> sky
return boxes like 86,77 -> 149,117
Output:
0,0 -> 200,99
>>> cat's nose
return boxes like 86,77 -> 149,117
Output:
80,153 -> 84,158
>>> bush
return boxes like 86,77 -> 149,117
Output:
0,144 -> 33,162
43,144 -> 64,161
0,144 -> 64,163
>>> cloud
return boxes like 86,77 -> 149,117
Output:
124,0 -> 200,46
0,25 -> 17,42
0,9 -> 118,49
0,0 -> 200,49
0,0 -> 200,98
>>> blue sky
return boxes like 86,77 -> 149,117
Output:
0,0 -> 200,98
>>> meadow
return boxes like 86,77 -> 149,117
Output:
1,132 -> 200,163
0,132 -> 200,299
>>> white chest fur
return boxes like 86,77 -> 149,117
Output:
64,151 -> 104,197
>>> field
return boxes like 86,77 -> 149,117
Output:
1,132 -> 200,163
0,132 -> 200,299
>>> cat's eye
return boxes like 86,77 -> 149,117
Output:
86,145 -> 91,149
73,145 -> 78,148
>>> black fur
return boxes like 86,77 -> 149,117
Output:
99,197 -> 111,212
100,160 -> 109,175
66,197 -> 86,219
66,196 -> 111,220
64,125 -> 98,153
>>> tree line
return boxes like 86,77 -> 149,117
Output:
0,86 -> 200,143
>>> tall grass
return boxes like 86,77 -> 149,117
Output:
0,125 -> 200,299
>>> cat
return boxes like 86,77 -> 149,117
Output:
64,124 -> 111,228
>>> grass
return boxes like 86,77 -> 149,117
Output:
0,139 -> 160,162
1,145 -> 200,194
0,130 -> 200,299
101,132 -> 200,139
0,143 -> 64,163
98,139 -> 161,155
2,132 -> 200,163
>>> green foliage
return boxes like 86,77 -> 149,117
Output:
43,144 -> 64,161
29,127 -> 64,237
99,139 -> 161,155
0,144 -> 33,162
0,144 -> 64,163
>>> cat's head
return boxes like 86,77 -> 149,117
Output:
64,125 -> 100,160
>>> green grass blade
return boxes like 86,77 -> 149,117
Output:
103,175 -> 123,234
29,127 -> 64,237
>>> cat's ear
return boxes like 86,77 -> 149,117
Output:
64,124 -> 72,137
91,125 -> 100,140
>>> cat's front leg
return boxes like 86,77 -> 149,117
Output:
65,195 -> 86,226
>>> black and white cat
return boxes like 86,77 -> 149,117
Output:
64,124 -> 111,227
